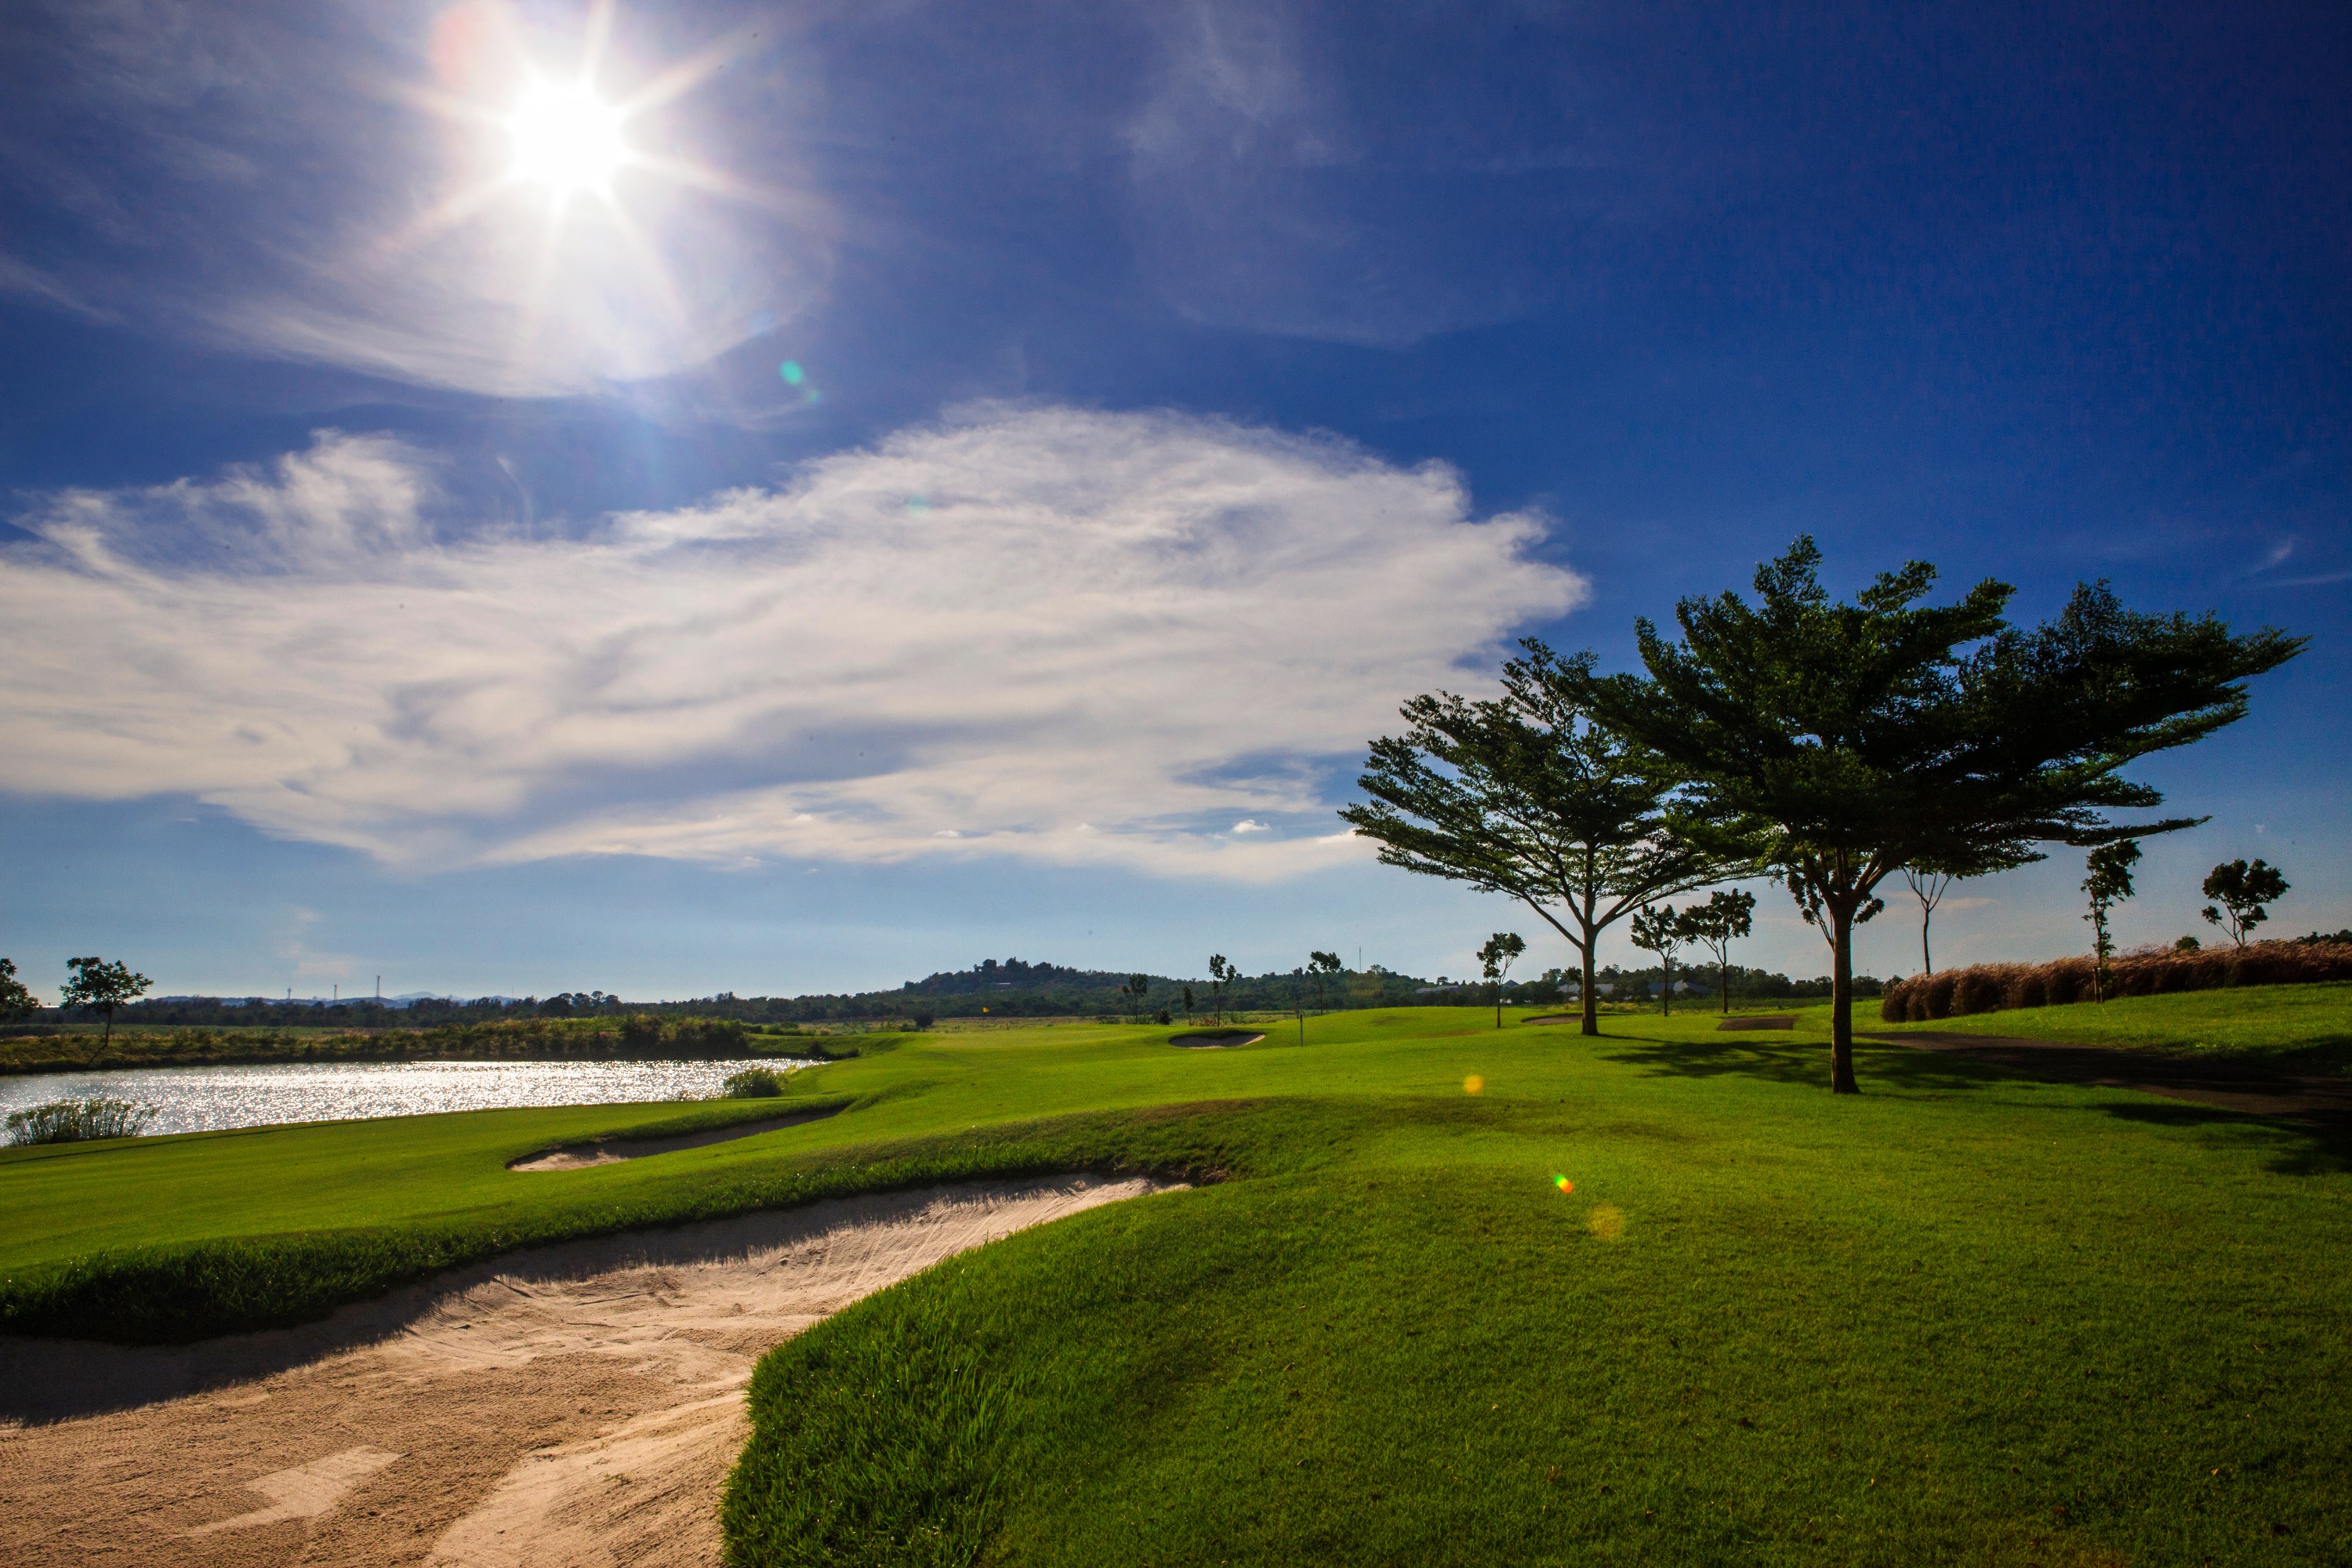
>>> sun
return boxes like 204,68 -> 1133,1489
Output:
505,77 -> 630,202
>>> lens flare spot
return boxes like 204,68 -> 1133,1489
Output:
1588,1203 -> 1626,1241
1552,1173 -> 1573,1194
1463,1074 -> 1484,1096
805,388 -> 822,404
779,361 -> 804,384
906,496 -> 931,514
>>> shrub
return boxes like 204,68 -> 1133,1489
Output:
1881,940 -> 2352,1021
6,1097 -> 155,1145
724,1067 -> 789,1098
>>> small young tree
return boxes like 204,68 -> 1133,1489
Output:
2082,839 -> 2142,1001
1207,954 -> 1233,1023
1344,641 -> 1751,1038
1308,950 -> 1343,1014
1628,906 -> 1688,1015
2202,858 -> 2288,946
1896,850 -> 1999,977
60,956 -> 152,1049
1181,984 -> 1196,1022
1582,536 -> 2303,1094
1476,932 -> 1525,1027
0,957 -> 39,1022
1126,975 -> 1150,1019
1676,889 -> 1757,1014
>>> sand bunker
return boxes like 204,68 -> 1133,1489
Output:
507,1108 -> 838,1171
1167,1030 -> 1264,1048
0,1175 -> 1173,1568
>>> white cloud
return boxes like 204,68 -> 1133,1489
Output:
0,405 -> 1585,878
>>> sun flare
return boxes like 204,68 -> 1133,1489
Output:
505,78 -> 630,201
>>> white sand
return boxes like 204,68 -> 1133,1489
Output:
0,1175 -> 1173,1568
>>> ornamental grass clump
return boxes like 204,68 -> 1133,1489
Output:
1881,939 -> 2352,1021
723,1066 -> 789,1098
5,1097 -> 156,1145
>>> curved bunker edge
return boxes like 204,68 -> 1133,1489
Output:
508,1105 -> 845,1172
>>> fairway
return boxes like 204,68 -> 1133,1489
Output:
5,1003 -> 2350,1566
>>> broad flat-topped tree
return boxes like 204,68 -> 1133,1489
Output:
60,956 -> 152,1051
1582,538 -> 2304,1092
1342,642 -> 1748,1035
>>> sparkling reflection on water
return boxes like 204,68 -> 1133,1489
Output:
0,1058 -> 816,1138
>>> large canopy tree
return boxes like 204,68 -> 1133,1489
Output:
1342,641 -> 1748,1035
1581,538 -> 2303,1092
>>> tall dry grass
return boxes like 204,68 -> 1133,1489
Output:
1878,940 -> 2352,1022
5,1097 -> 157,1145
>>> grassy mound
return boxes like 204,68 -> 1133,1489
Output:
5,1000 -> 2350,1563
1871,981 -> 2352,1074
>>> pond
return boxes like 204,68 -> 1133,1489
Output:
0,1058 -> 818,1138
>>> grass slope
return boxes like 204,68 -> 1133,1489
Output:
5,999 -> 2350,1565
1868,981 -> 2352,1073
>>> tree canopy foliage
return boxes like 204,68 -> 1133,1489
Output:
0,957 -> 38,1022
1341,642 -> 1748,1034
2082,839 -> 2142,1001
1578,536 -> 2304,1091
1676,890 -> 1757,1015
2202,858 -> 2289,946
60,956 -> 153,1048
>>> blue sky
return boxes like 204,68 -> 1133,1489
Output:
2,0 -> 2344,1001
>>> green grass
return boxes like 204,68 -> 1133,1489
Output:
5,1000 -> 2351,1564
1869,981 -> 2352,1073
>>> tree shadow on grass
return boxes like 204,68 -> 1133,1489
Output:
2093,1099 -> 2352,1177
1595,1029 -> 2352,1176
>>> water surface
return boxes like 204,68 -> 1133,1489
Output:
0,1058 -> 815,1138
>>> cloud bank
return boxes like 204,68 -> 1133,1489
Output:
0,406 -> 1584,877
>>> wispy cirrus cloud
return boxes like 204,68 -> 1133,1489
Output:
0,405 -> 1585,877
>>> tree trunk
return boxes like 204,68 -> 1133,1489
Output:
1719,953 -> 1730,1014
1831,909 -> 1859,1094
1581,944 -> 1599,1036
1661,957 -> 1671,1016
1921,913 -> 1933,977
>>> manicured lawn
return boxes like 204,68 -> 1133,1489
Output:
1867,981 -> 2352,1073
5,1000 -> 2350,1565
